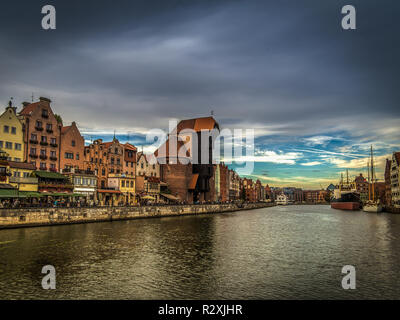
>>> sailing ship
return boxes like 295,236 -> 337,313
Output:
363,145 -> 383,213
331,169 -> 360,210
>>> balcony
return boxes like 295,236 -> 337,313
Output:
50,143 -> 58,148
50,156 -> 58,161
29,139 -> 38,144
41,113 -> 49,119
39,166 -> 47,171
40,141 -> 48,146
39,155 -> 47,160
49,167 -> 58,173
35,126 -> 43,131
29,154 -> 38,159
9,176 -> 38,184
46,129 -> 53,133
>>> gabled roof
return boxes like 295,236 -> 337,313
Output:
173,116 -> 219,133
19,102 -> 40,116
61,125 -> 71,134
124,143 -> 137,151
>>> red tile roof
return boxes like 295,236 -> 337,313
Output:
124,143 -> 137,151
61,125 -> 71,134
19,102 -> 40,116
8,161 -> 36,170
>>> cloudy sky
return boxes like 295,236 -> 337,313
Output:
1,0 -> 399,188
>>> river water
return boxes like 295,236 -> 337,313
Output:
1,205 -> 400,299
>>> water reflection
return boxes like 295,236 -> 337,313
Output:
1,205 -> 400,299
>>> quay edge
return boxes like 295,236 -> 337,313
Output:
0,203 -> 274,230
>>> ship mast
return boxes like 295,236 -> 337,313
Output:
367,160 -> 370,201
370,145 -> 375,202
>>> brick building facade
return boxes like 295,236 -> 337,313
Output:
60,121 -> 84,171
19,97 -> 62,172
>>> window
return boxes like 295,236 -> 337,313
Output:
130,181 -> 133,188
11,127 -> 16,134
42,109 -> 48,117
102,169 -> 105,175
36,120 -> 42,128
65,152 -> 74,159
3,125 -> 9,133
30,148 -> 36,155
76,153 -> 79,160
50,151 -> 56,158
40,149 -> 46,156
72,140 -> 75,147
46,123 -> 52,131
31,133 -> 37,141
40,162 -> 46,169
14,158 -> 21,162
13,171 -> 21,178
50,163 -> 55,170
0,141 -> 3,148
121,180 -> 125,187
141,163 -> 144,169
41,136 -> 47,143
5,142 -> 12,149
23,172 -> 29,178
15,143 -> 21,150
51,138 -> 56,145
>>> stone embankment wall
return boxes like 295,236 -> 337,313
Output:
0,203 -> 273,229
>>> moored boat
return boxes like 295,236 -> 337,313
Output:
363,146 -> 382,213
331,201 -> 359,210
331,170 -> 360,211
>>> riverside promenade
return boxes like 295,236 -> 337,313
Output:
0,202 -> 273,229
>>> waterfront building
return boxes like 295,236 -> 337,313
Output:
8,161 -> 38,192
303,190 -> 321,203
32,170 -> 74,195
390,152 -> 400,208
19,97 -> 62,172
0,102 -> 25,162
265,185 -> 272,201
123,143 -> 137,177
385,159 -> 392,208
62,168 -> 97,202
214,164 -> 220,201
60,121 -> 85,171
0,151 -> 11,186
355,173 -> 369,203
255,179 -> 263,202
228,169 -> 240,201
242,178 -> 256,202
219,163 -> 229,202
107,173 -> 135,205
136,151 -> 158,177
84,138 -> 124,189
156,116 -> 220,203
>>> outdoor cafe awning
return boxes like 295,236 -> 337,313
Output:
160,193 -> 180,202
141,195 -> 155,200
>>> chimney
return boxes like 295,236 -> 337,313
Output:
39,97 -> 51,103
22,102 -> 30,107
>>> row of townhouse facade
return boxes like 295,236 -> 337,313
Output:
385,152 -> 400,209
1,98 -> 284,206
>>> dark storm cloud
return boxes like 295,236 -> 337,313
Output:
0,0 -> 399,136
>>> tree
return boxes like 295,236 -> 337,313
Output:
54,114 -> 63,125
